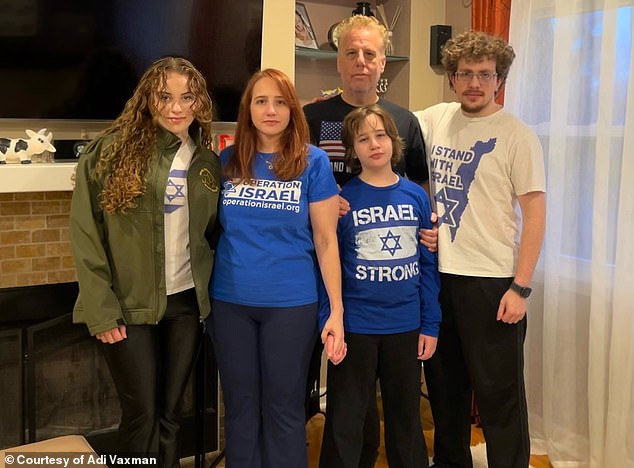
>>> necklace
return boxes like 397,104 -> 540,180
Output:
258,153 -> 273,170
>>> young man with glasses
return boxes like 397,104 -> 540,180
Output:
415,31 -> 546,467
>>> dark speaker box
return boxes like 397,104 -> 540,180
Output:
430,25 -> 452,67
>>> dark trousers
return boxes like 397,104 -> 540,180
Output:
320,330 -> 429,468
101,288 -> 201,468
360,401 -> 381,468
424,274 -> 530,468
209,299 -> 318,468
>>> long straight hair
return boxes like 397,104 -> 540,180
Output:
224,68 -> 309,183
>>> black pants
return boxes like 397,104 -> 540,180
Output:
424,274 -> 530,468
359,387 -> 381,468
101,288 -> 201,468
320,330 -> 428,468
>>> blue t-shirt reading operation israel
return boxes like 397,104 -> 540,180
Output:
211,144 -> 339,307
331,176 -> 441,336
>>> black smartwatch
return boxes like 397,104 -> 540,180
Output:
509,281 -> 532,298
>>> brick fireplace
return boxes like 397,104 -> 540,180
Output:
0,191 -> 76,288
0,189 -> 218,459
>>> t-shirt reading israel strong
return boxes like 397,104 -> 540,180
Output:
211,144 -> 338,307
334,176 -> 440,336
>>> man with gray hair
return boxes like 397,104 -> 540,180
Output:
304,15 -> 428,188
304,14 -> 431,468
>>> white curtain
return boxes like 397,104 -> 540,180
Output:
506,1 -> 634,467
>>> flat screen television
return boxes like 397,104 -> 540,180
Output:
0,0 -> 262,122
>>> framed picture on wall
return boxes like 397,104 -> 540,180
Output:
295,3 -> 319,49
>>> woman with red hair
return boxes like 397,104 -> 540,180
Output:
208,69 -> 345,468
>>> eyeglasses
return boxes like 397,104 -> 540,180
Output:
453,71 -> 498,83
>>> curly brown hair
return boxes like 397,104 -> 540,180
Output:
441,30 -> 516,84
95,56 -> 213,214
224,68 -> 309,183
342,104 -> 404,175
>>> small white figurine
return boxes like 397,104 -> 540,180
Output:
0,128 -> 56,164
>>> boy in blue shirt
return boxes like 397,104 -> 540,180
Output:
319,105 -> 441,468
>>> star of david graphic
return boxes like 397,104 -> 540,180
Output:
436,187 -> 460,228
379,230 -> 402,256
165,179 -> 185,202
223,180 -> 237,193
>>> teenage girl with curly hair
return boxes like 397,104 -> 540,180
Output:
70,56 -> 221,467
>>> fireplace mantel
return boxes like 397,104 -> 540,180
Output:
0,162 -> 76,193
0,121 -> 236,195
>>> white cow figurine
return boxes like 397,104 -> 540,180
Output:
0,129 -> 56,164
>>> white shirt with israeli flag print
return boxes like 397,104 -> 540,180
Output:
164,138 -> 195,294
